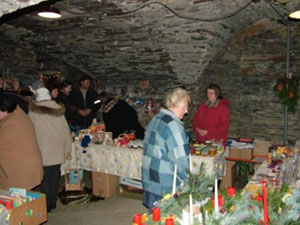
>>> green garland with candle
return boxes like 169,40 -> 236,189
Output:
273,76 -> 299,112
139,170 -> 300,225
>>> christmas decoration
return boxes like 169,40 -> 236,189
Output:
138,177 -> 300,225
144,97 -> 157,116
273,75 -> 299,112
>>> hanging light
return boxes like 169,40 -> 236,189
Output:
289,10 -> 300,20
38,7 -> 62,19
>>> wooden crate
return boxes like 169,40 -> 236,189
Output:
64,168 -> 84,191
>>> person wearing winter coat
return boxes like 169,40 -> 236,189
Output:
142,87 -> 191,210
99,91 -> 145,139
0,94 -> 43,190
28,87 -> 72,212
192,84 -> 230,148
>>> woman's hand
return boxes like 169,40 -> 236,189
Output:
65,152 -> 72,160
198,128 -> 207,136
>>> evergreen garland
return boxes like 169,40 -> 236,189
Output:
273,76 -> 299,112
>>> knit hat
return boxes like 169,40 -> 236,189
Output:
35,87 -> 51,102
30,80 -> 44,90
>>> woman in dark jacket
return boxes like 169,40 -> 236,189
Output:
56,81 -> 73,125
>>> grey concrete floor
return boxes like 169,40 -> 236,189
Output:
42,172 -> 147,225
45,195 -> 147,225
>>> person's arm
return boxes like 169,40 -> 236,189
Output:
166,121 -> 189,182
192,105 -> 207,136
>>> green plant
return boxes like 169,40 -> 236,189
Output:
273,76 -> 299,112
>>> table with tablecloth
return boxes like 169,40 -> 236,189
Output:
61,141 -> 225,180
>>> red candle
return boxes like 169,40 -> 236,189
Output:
211,195 -> 223,208
263,184 -> 268,225
152,207 -> 160,221
227,187 -> 235,197
165,218 -> 174,225
256,195 -> 263,202
133,213 -> 142,225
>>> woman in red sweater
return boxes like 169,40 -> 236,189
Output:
192,84 -> 230,148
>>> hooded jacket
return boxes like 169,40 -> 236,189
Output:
28,101 -> 72,166
192,98 -> 230,147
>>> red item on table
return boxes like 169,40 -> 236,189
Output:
152,207 -> 160,221
165,218 -> 174,225
133,213 -> 142,225
263,184 -> 268,225
211,195 -> 223,208
227,187 -> 235,197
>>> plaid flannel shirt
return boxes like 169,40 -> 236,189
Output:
142,108 -> 189,208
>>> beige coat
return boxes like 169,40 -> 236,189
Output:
28,101 -> 72,166
0,106 -> 43,190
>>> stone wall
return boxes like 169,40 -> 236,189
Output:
0,18 -> 300,144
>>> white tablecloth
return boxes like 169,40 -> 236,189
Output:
62,142 -> 225,180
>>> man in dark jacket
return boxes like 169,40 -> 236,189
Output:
99,91 -> 145,139
69,75 -> 100,130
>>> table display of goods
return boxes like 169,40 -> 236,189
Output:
133,147 -> 300,225
74,123 -> 140,148
191,141 -> 223,157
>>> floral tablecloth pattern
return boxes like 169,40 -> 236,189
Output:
62,142 -> 225,180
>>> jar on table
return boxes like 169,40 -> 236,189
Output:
209,149 -> 216,156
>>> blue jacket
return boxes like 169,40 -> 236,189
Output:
142,108 -> 190,208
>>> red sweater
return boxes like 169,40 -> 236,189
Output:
192,98 -> 230,147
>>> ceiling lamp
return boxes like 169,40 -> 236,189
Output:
38,7 -> 62,19
289,10 -> 300,20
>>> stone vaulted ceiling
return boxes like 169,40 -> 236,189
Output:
0,0 -> 299,83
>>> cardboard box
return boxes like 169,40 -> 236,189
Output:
9,192 -> 47,225
254,139 -> 270,157
220,161 -> 236,190
119,177 -> 142,189
229,147 -> 253,160
92,172 -> 120,198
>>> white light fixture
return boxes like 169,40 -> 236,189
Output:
38,7 -> 61,19
289,10 -> 300,20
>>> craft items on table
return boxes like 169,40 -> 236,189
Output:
134,147 -> 300,225
127,140 -> 144,149
89,119 -> 105,134
76,125 -> 141,148
116,133 -> 131,147
81,135 -> 91,147
144,97 -> 157,116
191,141 -> 223,157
